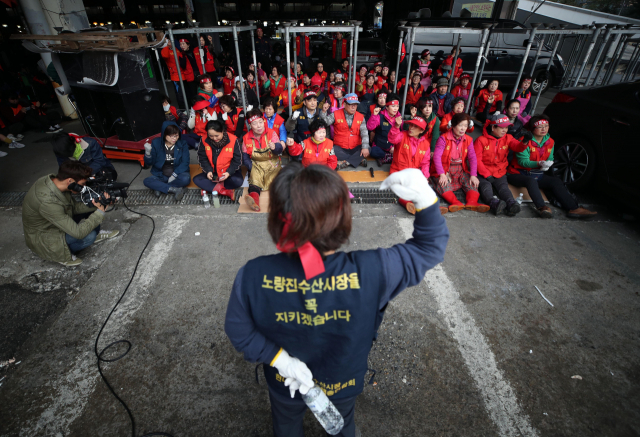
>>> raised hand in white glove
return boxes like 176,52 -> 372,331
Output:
272,349 -> 314,398
144,142 -> 152,156
285,378 -> 312,398
380,168 -> 438,210
469,120 -> 474,128
189,108 -> 196,118
205,111 -> 216,121
246,105 -> 253,112
292,110 -> 300,120
494,111 -> 501,116
212,111 -> 218,120
222,112 -> 228,121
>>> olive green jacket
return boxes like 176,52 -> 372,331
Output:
22,175 -> 104,263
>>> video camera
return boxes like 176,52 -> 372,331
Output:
69,170 -> 130,207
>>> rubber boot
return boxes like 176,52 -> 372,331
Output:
465,191 -> 490,212
246,192 -> 261,211
398,198 -> 416,215
442,191 -> 464,212
214,182 -> 235,201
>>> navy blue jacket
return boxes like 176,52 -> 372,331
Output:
430,92 -> 454,116
145,120 -> 190,178
56,137 -> 116,176
225,203 -> 449,400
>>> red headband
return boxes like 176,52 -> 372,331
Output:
533,119 -> 549,127
247,114 -> 262,124
200,77 -> 212,84
378,92 -> 387,98
276,213 -> 325,280
523,78 -> 532,83
179,39 -> 188,43
68,133 -> 87,143
386,100 -> 399,106
315,126 -> 326,132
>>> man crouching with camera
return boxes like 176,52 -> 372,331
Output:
22,161 -> 120,267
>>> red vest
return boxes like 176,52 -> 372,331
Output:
272,114 -> 285,132
332,39 -> 348,60
296,36 -> 310,56
377,75 -> 389,89
440,112 -> 474,134
509,138 -> 554,174
476,89 -> 503,113
430,133 -> 474,177
224,108 -> 245,134
333,109 -> 364,150
314,71 -> 328,87
179,51 -> 195,82
195,108 -> 216,139
301,138 -> 335,168
223,76 -> 235,95
390,131 -> 430,174
406,85 -> 423,106
269,75 -> 286,98
243,127 -> 277,156
193,47 -> 215,75
161,47 -> 180,81
205,133 -> 237,178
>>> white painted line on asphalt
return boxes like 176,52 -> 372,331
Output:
22,217 -> 189,437
399,218 -> 539,437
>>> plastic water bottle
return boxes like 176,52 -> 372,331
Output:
517,193 -> 524,205
302,385 -> 344,435
201,190 -> 210,209
212,190 -> 220,208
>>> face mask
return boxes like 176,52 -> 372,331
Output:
72,143 -> 84,160
163,104 -> 170,112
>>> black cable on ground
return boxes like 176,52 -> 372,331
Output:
93,164 -> 174,437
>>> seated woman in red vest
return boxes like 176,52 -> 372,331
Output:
188,97 -> 218,142
431,112 -> 488,213
507,115 -> 597,219
287,118 -> 337,170
245,70 -> 259,95
440,97 -> 474,134
262,97 -> 287,144
378,66 -> 390,89
474,113 -> 532,216
387,116 -> 450,216
222,67 -> 236,95
475,78 -> 503,124
405,71 -> 424,109
367,87 -> 388,121
409,97 -> 441,152
313,61 -> 328,89
193,120 -> 243,201
242,108 -> 285,212
196,74 -> 223,107
355,65 -> 368,89
451,73 -> 472,101
218,95 -> 246,138
262,65 -> 287,99
366,91 -> 400,166
356,74 -> 380,104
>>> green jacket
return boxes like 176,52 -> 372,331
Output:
22,175 -> 104,263
515,133 -> 553,169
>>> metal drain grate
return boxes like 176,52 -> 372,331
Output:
349,188 -> 398,204
0,192 -> 26,207
119,189 -> 240,206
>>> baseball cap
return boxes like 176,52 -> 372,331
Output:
192,100 -> 210,111
406,116 -> 427,130
344,93 -> 360,105
304,90 -> 317,100
489,113 -> 512,127
441,63 -> 452,71
310,75 -> 322,87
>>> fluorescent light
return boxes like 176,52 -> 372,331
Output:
263,21 -> 268,26
2,25 -> 7,28
107,22 -> 112,24
166,21 -> 170,24
181,21 -> 185,23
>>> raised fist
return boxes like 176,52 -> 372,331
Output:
373,107 -> 381,116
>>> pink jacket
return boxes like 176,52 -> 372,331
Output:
366,109 -> 399,148
433,132 -> 477,176
387,126 -> 431,178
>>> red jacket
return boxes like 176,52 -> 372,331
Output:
508,138 -> 555,174
405,84 -> 424,106
267,75 -> 286,98
296,35 -> 310,56
313,71 -> 328,87
452,83 -> 471,99
288,138 -> 338,169
223,76 -> 235,95
194,107 -> 216,139
474,127 -> 529,178
193,46 -> 215,75
333,109 -> 364,150
161,46 -> 182,82
388,127 -> 431,177
476,89 -> 503,114
332,38 -> 348,60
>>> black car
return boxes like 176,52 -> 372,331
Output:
543,80 -> 640,205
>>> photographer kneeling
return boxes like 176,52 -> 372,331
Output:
22,161 -> 120,267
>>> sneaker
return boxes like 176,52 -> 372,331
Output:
59,255 -> 82,267
7,134 -> 24,141
0,150 -> 7,158
337,161 -> 349,170
53,124 -> 62,129
376,158 -> 383,167
490,199 -> 506,215
8,142 -> 25,149
46,126 -> 63,134
95,229 -> 120,243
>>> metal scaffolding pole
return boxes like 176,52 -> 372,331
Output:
561,31 -> 588,89
476,27 -> 494,90
528,28 -> 547,77
585,25 -> 612,86
593,30 -> 620,86
154,48 -> 169,97
351,21 -> 362,95
400,23 -> 417,116
512,23 -> 539,99
448,27 -> 464,91
167,25 -> 190,111
572,24 -> 604,87
605,34 -> 628,85
531,35 -> 563,116
465,25 -> 491,113
393,22 -> 406,94
232,23 -> 249,131
348,30 -> 354,92
195,26 -> 206,75
293,28 -> 298,85
247,20 -> 260,107
284,23 -> 293,116
625,43 -> 640,81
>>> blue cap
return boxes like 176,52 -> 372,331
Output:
344,93 -> 360,105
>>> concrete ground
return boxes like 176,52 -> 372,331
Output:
1,89 -> 640,437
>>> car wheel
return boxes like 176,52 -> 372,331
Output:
531,70 -> 552,95
552,137 -> 596,190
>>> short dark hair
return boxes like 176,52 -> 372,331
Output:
386,92 -> 401,103
164,124 -> 180,139
206,120 -> 225,132
56,161 -> 92,182
486,78 -> 500,88
451,112 -> 471,127
520,75 -> 532,86
197,73 -> 211,84
160,94 -> 171,105
246,108 -> 263,121
219,95 -> 237,110
271,64 -> 281,75
263,97 -> 278,111
505,99 -> 521,110
451,97 -> 466,109
526,114 -> 550,132
416,96 -> 434,114
309,118 -> 328,135
268,162 -> 351,254
51,133 -> 76,158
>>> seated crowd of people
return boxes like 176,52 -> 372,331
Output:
151,35 -> 596,219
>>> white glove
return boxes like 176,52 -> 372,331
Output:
469,120 -> 474,128
190,108 -> 196,118
168,174 -> 176,184
187,111 -> 196,129
222,112 -> 228,121
246,105 -> 253,112
285,378 -> 312,398
380,168 -> 438,210
447,120 -> 451,129
494,111 -> 500,116
144,142 -> 152,156
540,160 -> 554,171
292,110 -> 300,120
205,111 -> 216,121
272,349 -> 314,398
212,111 -> 218,120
